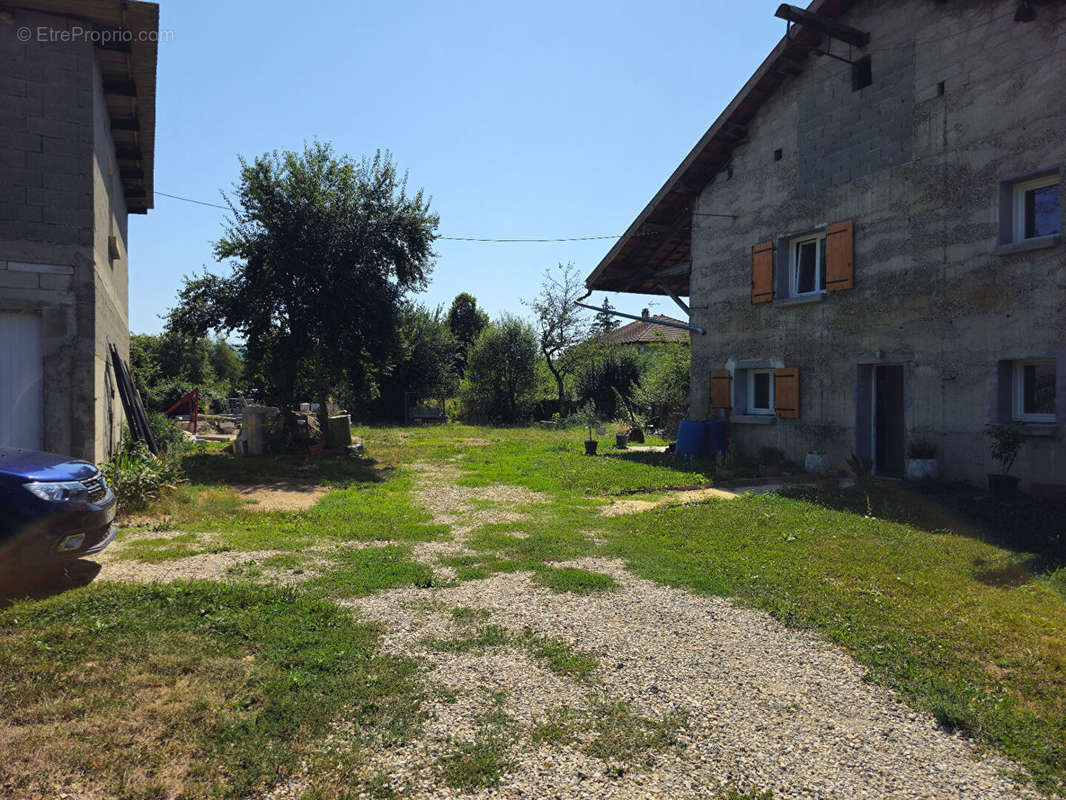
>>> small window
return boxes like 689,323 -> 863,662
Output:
1013,359 -> 1056,422
1012,174 -> 1060,242
789,232 -> 827,296
852,56 -> 872,91
748,369 -> 775,415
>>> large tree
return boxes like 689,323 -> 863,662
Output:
528,262 -> 589,416
446,292 -> 489,377
166,142 -> 438,443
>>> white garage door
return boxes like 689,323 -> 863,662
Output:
0,311 -> 44,450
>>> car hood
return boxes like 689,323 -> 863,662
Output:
0,447 -> 100,482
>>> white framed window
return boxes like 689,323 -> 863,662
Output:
1012,358 -> 1056,423
788,232 -> 827,296
1012,174 -> 1061,242
747,369 -> 775,415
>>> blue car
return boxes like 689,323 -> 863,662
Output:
0,447 -> 117,571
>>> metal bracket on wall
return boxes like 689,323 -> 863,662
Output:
574,302 -> 705,336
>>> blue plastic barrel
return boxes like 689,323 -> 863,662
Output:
703,419 -> 727,461
675,420 -> 706,459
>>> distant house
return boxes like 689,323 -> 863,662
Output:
596,315 -> 689,352
0,1 -> 159,461
586,0 -> 1064,493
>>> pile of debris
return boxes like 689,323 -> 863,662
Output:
234,405 -> 357,456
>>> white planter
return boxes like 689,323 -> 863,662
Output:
804,452 -> 830,473
905,458 -> 939,481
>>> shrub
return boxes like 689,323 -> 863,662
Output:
574,346 -> 644,421
458,315 -> 538,423
102,442 -> 185,511
633,343 -> 689,435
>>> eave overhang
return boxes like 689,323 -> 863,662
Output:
586,0 -> 858,297
9,1 -> 159,214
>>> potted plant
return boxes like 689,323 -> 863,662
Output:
799,423 -> 842,474
905,439 -> 939,481
846,452 -> 873,484
986,423 -> 1024,500
575,402 -> 599,456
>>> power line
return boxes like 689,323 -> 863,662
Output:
154,189 -> 640,242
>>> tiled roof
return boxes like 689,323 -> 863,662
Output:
597,315 -> 690,346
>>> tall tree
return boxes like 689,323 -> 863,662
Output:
166,142 -> 438,443
446,292 -> 489,376
528,262 -> 589,416
593,297 -> 619,335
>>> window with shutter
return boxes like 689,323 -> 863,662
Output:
709,370 -> 732,414
751,242 -> 774,304
825,220 -> 854,292
774,368 -> 800,419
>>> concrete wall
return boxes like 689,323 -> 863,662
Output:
90,54 -> 129,464
0,8 -> 128,462
688,0 -> 1065,492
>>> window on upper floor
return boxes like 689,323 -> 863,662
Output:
789,232 -> 827,296
1013,174 -> 1060,242
1013,358 -> 1056,423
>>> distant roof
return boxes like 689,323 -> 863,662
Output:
597,315 -> 690,346
11,1 -> 159,213
585,0 -> 855,296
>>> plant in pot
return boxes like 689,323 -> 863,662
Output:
986,423 -> 1024,500
798,423 -> 843,474
846,452 -> 873,484
575,402 -> 599,456
905,438 -> 939,481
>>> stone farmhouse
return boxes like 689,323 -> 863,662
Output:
586,0 -> 1064,493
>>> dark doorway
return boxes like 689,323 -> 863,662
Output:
874,365 -> 905,476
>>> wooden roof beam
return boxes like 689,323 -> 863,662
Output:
775,4 -> 870,48
102,77 -> 137,97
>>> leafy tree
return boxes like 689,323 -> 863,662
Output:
528,263 -> 589,416
446,292 -> 489,377
166,142 -> 438,443
633,342 -> 690,434
371,303 -> 458,420
574,344 -> 645,421
460,315 -> 538,423
592,297 -> 619,335
129,332 -> 244,413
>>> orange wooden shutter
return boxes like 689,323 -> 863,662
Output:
774,368 -> 799,419
825,220 -> 854,292
751,241 -> 774,304
709,370 -> 732,414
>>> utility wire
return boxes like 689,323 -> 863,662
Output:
153,190 -> 679,242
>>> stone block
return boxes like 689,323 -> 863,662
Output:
0,269 -> 39,289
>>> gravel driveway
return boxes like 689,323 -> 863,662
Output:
319,558 -> 1036,800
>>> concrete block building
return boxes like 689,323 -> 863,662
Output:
587,0 -> 1064,494
0,1 -> 158,462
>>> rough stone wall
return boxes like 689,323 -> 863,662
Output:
0,9 -> 119,461
688,0 -> 1066,491
90,55 -> 129,463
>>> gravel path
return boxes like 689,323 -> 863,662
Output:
319,559 -> 1036,800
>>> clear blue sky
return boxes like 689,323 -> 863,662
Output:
128,0 -> 786,334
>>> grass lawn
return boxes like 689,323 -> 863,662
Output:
3,423 -> 1065,797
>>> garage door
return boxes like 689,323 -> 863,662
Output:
0,311 -> 44,450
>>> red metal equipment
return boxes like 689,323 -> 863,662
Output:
165,388 -> 200,435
